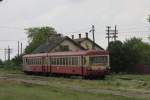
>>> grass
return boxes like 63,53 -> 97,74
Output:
0,68 -> 150,100
0,80 -> 142,100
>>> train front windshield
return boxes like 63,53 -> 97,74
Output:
89,56 -> 108,65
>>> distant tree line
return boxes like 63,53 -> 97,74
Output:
107,37 -> 150,73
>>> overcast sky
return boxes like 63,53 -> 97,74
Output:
0,0 -> 150,60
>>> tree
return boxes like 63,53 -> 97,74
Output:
107,37 -> 150,73
25,26 -> 57,54
123,38 -> 143,72
107,40 -> 124,73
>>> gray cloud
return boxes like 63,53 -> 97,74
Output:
0,0 -> 150,59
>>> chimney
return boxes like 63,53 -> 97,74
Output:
85,32 -> 88,38
72,35 -> 74,39
79,34 -> 81,39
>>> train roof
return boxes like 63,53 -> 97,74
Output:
23,50 -> 109,57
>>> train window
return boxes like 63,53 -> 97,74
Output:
30,59 -> 32,65
72,57 -> 75,65
37,58 -> 39,65
25,59 -> 27,64
60,58 -> 62,65
32,59 -> 33,65
31,59 -> 33,65
34,59 -> 36,65
28,58 -> 30,65
39,58 -> 41,65
51,58 -> 54,65
64,57 -> 67,66
28,59 -> 30,65
48,58 -> 51,65
83,57 -> 86,65
62,58 -> 65,65
53,57 -> 56,65
72,56 -> 78,66
89,56 -> 108,64
68,56 -> 71,66
36,58 -> 38,65
66,57 -> 69,66
57,58 -> 60,65
32,59 -> 34,65
40,58 -> 42,65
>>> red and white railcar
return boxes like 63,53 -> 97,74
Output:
23,50 -> 109,77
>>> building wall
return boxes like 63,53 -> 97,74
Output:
80,39 -> 102,50
52,40 -> 82,52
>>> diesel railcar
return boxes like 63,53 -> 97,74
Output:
23,50 -> 109,77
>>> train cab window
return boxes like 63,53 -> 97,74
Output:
89,56 -> 108,64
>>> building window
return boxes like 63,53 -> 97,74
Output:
59,45 -> 70,51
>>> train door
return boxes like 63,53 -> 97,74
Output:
42,57 -> 48,73
41,57 -> 45,73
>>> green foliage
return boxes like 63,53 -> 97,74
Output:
0,56 -> 22,70
11,55 -> 23,66
107,41 -> 125,73
25,26 -> 57,54
107,37 -> 150,73
0,59 -> 3,68
123,38 -> 150,68
2,61 -> 18,70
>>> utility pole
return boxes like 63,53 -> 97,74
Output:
4,48 -> 6,61
7,46 -> 10,61
106,25 -> 119,46
113,25 -> 118,41
18,41 -> 20,57
106,26 -> 111,47
89,25 -> 95,49
20,42 -> 23,55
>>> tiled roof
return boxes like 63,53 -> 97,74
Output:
32,36 -> 85,53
